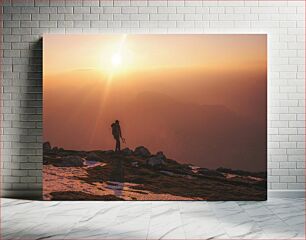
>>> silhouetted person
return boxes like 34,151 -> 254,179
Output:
111,120 -> 125,152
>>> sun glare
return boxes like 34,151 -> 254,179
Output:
111,53 -> 122,66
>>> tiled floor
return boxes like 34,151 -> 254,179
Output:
1,198 -> 305,239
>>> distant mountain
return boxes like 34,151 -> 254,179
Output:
119,91 -> 266,172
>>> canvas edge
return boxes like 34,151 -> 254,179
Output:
1,190 -> 304,200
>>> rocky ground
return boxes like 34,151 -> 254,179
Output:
43,142 -> 267,201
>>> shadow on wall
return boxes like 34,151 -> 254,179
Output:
13,38 -> 43,200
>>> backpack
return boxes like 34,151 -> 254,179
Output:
111,123 -> 119,137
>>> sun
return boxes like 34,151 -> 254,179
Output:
111,53 -> 122,67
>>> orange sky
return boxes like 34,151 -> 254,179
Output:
43,34 -> 267,171
44,34 -> 266,74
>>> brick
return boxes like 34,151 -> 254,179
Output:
99,13 -> 113,20
74,21 -> 90,28
288,155 -> 305,161
176,21 -> 193,28
3,6 -> 21,13
20,7 -> 39,14
218,1 -> 244,6
150,14 -> 167,21
138,6 -> 157,13
280,162 -> 296,169
83,13 -> 99,20
103,7 -> 121,13
12,28 -> 31,35
130,14 -> 149,20
49,0 -> 65,6
280,176 -> 296,183
288,183 -> 305,189
196,7 -> 209,14
297,162 -> 305,168
4,176 -> 20,183
35,0 -> 49,6
140,21 -> 157,28
39,6 -> 57,13
57,21 -> 73,28
90,6 -> 104,13
289,169 -> 305,176
74,6 -> 90,13
57,6 -> 73,13
168,14 -> 184,21
121,20 -> 139,28
12,170 -> 28,177
210,21 -> 234,28
3,21 -> 20,28
12,14 -> 31,20
65,14 -> 83,20
31,13 -> 49,20
12,0 -> 34,7
99,0 -> 114,6
148,0 -> 167,7
177,7 -> 195,14
65,0 -> 82,6
271,183 -> 287,189
185,14 -> 202,21
83,0 -> 99,6
90,21 -> 107,28
158,7 -> 176,14
131,0 -> 147,6
39,21 -> 57,28
297,176 -> 305,183
121,7 -> 138,13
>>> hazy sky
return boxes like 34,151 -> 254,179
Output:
44,34 -> 266,74
43,34 -> 267,171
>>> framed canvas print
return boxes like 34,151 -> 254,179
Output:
43,34 -> 267,200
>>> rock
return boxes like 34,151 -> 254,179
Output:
86,152 -> 103,161
134,146 -> 151,157
145,151 -> 166,166
198,168 -> 224,178
122,148 -> 133,156
59,155 -> 84,167
131,162 -> 139,167
146,156 -> 165,167
156,151 -> 166,161
43,142 -> 51,151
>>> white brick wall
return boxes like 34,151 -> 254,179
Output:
1,0 -> 305,198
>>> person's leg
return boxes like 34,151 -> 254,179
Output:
115,138 -> 120,152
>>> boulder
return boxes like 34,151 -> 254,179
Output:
146,157 -> 165,167
146,151 -> 167,167
43,142 -> 51,151
86,152 -> 103,161
146,156 -> 165,167
156,151 -> 166,161
131,162 -> 139,167
122,148 -> 133,156
59,155 -> 84,167
134,146 -> 151,157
